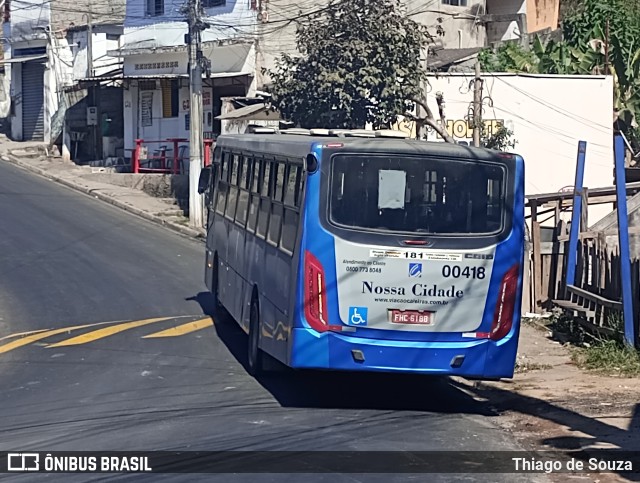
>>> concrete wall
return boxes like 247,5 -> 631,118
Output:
10,60 -> 23,141
71,28 -> 122,80
80,172 -> 189,200
8,0 -> 50,41
408,0 -> 486,50
486,0 -> 526,43
526,0 -> 559,34
50,0 -> 124,31
0,73 -> 10,118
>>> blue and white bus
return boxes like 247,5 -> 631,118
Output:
198,129 -> 525,379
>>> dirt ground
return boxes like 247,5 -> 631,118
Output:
457,320 -> 640,482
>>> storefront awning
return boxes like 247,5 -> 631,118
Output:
122,71 -> 253,80
216,103 -> 282,121
0,54 -> 47,64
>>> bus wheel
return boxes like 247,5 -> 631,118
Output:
211,254 -> 221,311
247,295 -> 264,376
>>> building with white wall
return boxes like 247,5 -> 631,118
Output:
115,0 -> 257,153
2,0 -> 124,142
394,73 -> 614,223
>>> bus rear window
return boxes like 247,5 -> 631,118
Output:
329,155 -> 506,235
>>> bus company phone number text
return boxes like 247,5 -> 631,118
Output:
345,266 -> 383,273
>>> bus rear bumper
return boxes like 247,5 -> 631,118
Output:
290,328 -> 518,379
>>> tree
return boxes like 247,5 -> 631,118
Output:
265,0 -> 453,140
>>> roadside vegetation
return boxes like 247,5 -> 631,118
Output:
529,314 -> 640,377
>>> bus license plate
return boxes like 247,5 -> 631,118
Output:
389,310 -> 434,325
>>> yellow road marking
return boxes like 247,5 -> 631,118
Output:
0,318 -> 134,342
142,317 -> 213,338
0,328 -> 50,341
0,320 -> 119,354
47,317 -> 172,348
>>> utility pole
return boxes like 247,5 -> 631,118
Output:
186,0 -> 205,228
472,61 -> 483,148
85,10 -> 97,159
87,11 -> 93,78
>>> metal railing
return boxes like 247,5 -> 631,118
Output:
131,138 -> 215,174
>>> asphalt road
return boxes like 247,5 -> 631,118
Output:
0,160 -> 545,482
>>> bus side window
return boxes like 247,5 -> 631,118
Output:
262,161 -> 271,197
283,164 -> 296,207
266,161 -> 284,246
246,157 -> 261,233
230,154 -> 240,185
218,150 -> 226,181
225,155 -> 239,221
251,157 -> 261,193
256,159 -> 270,239
244,156 -> 253,190
293,166 -> 303,207
215,179 -> 228,216
235,155 -> 251,227
226,152 -> 235,183
268,202 -> 283,247
279,207 -> 297,255
240,156 -> 250,189
215,150 -> 230,216
274,162 -> 285,203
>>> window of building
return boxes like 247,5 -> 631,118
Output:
442,0 -> 467,6
161,79 -> 179,118
139,80 -> 156,91
146,0 -> 164,16
202,0 -> 225,7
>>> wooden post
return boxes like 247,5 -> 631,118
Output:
613,134 -> 636,346
566,141 -> 588,290
580,187 -> 589,232
530,201 -> 542,313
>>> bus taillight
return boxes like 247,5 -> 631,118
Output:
489,264 -> 520,341
304,251 -> 331,332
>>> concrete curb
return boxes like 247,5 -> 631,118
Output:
2,154 -> 206,242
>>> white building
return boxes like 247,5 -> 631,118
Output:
115,0 -> 257,152
107,0 -> 561,153
2,0 -> 124,143
412,73 -> 613,223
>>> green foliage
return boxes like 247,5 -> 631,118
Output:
482,125 -> 517,151
478,43 -> 537,73
264,0 -> 431,129
572,340 -> 640,377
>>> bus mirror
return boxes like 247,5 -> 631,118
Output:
198,166 -> 212,194
305,154 -> 318,173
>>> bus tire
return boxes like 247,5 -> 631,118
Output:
247,294 -> 264,376
211,253 -> 222,311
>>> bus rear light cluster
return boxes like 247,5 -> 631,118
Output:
304,251 -> 331,332
304,251 -> 343,333
489,264 -> 520,341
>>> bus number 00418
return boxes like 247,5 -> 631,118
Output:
442,265 -> 486,279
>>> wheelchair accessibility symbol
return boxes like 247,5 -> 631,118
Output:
348,306 -> 368,326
